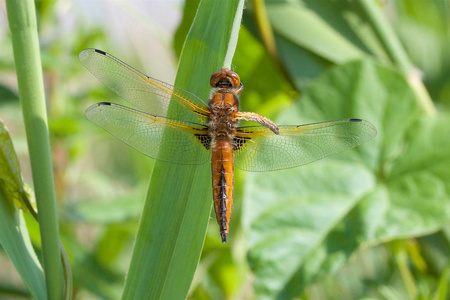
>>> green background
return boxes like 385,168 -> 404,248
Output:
1,0 -> 449,299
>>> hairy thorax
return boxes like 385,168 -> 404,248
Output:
208,89 -> 239,139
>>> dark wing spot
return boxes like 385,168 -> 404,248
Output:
94,49 -> 107,55
195,134 -> 211,150
349,118 -> 362,122
233,135 -> 251,151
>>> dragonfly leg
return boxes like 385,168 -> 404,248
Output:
235,111 -> 280,134
235,82 -> 244,94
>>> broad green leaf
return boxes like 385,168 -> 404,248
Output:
243,60 -> 450,299
121,1 -> 245,299
306,246 -> 402,299
0,121 -> 47,300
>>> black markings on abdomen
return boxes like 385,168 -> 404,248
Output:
218,164 -> 228,234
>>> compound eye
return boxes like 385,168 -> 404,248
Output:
209,69 -> 240,88
227,71 -> 240,89
210,69 -> 226,87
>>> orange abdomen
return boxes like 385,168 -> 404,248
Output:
211,136 -> 234,242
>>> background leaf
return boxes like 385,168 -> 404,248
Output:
243,60 -> 450,299
1,0 -> 449,299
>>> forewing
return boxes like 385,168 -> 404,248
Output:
85,102 -> 210,165
234,119 -> 377,172
79,49 -> 210,123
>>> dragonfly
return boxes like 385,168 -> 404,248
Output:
79,48 -> 377,243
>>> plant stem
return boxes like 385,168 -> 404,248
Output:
358,0 -> 436,115
5,0 -> 64,299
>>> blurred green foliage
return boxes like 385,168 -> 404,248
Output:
0,0 -> 449,299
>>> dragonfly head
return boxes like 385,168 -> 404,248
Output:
210,69 -> 240,89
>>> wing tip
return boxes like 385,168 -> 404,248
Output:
79,48 -> 107,62
349,118 -> 377,139
79,49 -> 88,62
85,102 -> 112,118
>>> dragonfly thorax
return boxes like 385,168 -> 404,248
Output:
208,91 -> 239,139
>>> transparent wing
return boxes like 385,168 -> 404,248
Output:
85,102 -> 211,165
234,119 -> 377,172
79,48 -> 210,124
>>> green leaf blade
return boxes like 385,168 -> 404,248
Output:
121,1 -> 245,299
0,122 -> 47,300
